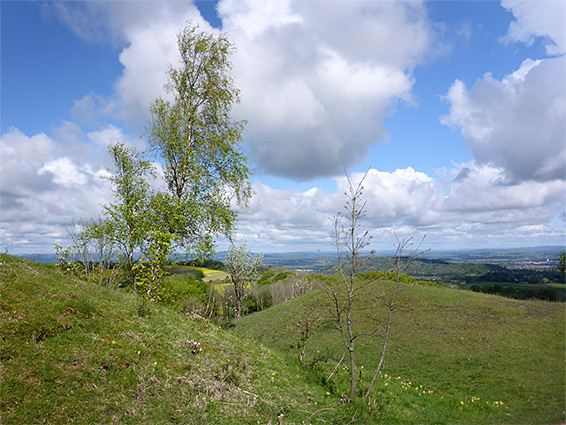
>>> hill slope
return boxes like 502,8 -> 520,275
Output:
0,255 -> 340,424
234,278 -> 566,424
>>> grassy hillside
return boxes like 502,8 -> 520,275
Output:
2,254 -> 564,424
0,255 -> 346,424
234,278 -> 566,424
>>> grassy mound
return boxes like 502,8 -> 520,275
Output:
0,255 -> 340,424
233,279 -> 566,424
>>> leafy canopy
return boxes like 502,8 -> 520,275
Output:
147,22 -> 252,257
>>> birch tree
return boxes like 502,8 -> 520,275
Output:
147,22 -> 252,258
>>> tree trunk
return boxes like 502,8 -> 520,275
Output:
348,344 -> 357,402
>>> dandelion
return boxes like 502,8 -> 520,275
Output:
154,361 -> 157,366
137,351 -> 141,355
272,372 -> 277,376
460,401 -> 465,406
384,383 -> 388,387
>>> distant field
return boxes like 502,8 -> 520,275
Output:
168,265 -> 229,282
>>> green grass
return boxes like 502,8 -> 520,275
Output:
0,255 -> 351,424
233,278 -> 566,424
2,254 -> 564,424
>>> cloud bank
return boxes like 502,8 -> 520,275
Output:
0,125 -> 139,253
232,164 -> 564,252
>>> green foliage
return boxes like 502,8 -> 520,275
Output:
159,275 -> 212,314
102,143 -> 155,279
467,282 -> 565,301
225,242 -> 263,317
256,270 -> 297,286
54,243 -> 82,275
133,230 -> 177,301
257,270 -> 276,286
272,271 -> 296,283
559,250 -> 566,276
180,259 -> 226,271
146,22 -> 252,259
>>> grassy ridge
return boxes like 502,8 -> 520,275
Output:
233,280 -> 566,424
0,255 -> 342,424
1,255 -> 564,424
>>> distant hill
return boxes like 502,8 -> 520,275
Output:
16,253 -> 57,263
17,245 -> 564,267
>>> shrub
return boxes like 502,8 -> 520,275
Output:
257,270 -> 276,286
159,276 -> 211,312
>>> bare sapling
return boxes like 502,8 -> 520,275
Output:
364,233 -> 428,398
293,306 -> 320,364
321,169 -> 376,402
321,168 -> 428,403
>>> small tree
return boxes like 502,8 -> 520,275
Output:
321,169 -> 427,402
133,230 -> 177,301
324,170 -> 372,402
225,242 -> 263,318
102,143 -> 155,295
69,218 -> 117,285
68,23 -> 253,316
86,218 -> 117,286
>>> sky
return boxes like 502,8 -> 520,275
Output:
1,0 -> 565,255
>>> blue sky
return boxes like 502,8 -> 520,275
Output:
1,0 -> 565,254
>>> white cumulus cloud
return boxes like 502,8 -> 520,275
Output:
0,125 -> 142,254
221,0 -> 432,179
441,56 -> 565,182
231,163 -> 564,252
501,0 -> 566,55
48,0 -> 435,180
